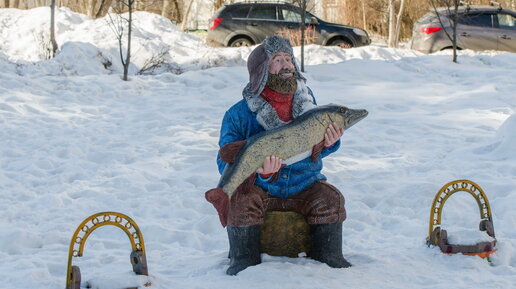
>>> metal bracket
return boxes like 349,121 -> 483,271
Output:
65,212 -> 149,289
426,180 -> 496,258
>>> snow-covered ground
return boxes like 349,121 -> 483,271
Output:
0,7 -> 515,289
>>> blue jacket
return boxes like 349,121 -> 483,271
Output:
217,98 -> 340,198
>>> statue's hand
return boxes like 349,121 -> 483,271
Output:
324,122 -> 344,147
256,156 -> 283,175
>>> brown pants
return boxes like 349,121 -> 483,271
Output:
227,181 -> 346,226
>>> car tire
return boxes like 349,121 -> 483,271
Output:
440,46 -> 462,51
229,37 -> 254,47
329,38 -> 353,48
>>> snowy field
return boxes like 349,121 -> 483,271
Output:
0,7 -> 515,289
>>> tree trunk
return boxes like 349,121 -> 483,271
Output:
214,0 -> 223,11
362,1 -> 367,30
136,0 -> 145,11
181,0 -> 195,31
3,0 -> 9,8
388,0 -> 396,48
13,0 -> 20,8
174,0 -> 182,22
394,0 -> 406,47
124,0 -> 134,81
50,0 -> 58,57
163,0 -> 184,20
88,0 -> 97,18
300,0 -> 306,72
452,0 -> 458,63
429,0 -> 460,62
162,0 -> 172,18
95,0 -> 113,18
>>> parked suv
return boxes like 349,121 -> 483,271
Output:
411,3 -> 516,53
206,2 -> 371,48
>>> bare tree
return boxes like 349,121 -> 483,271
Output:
107,0 -> 136,80
181,0 -> 194,31
388,0 -> 396,47
335,0 -> 434,44
299,0 -> 307,72
428,0 -> 461,63
362,1 -> 367,30
162,0 -> 172,17
162,0 -> 182,22
275,25 -> 317,47
136,0 -> 144,10
289,0 -> 309,72
50,0 -> 58,57
96,0 -> 114,18
388,0 -> 407,48
86,0 -> 114,18
394,0 -> 407,46
214,0 -> 223,11
87,0 -> 96,17
138,45 -> 169,74
18,0 -> 516,46
338,0 -> 384,40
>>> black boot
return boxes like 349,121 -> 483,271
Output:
226,225 -> 261,275
310,222 -> 352,268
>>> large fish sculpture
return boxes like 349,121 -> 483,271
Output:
206,104 -> 368,227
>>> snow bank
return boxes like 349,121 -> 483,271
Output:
0,7 -> 429,77
491,113 -> 516,158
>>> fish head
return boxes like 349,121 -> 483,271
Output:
325,104 -> 368,130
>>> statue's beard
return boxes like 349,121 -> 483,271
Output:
266,69 -> 298,94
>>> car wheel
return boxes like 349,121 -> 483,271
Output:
330,39 -> 353,48
230,37 -> 253,47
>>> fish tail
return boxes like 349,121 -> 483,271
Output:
205,188 -> 230,227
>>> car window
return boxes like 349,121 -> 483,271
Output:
458,13 -> 494,27
497,13 -> 516,29
248,6 -> 277,20
227,6 -> 250,19
281,8 -> 311,23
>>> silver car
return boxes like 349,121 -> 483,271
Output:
411,4 -> 516,53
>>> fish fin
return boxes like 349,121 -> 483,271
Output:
205,188 -> 230,227
238,172 -> 257,193
220,140 -> 247,164
311,140 -> 325,162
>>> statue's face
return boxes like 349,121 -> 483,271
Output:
268,52 -> 295,77
266,52 -> 297,94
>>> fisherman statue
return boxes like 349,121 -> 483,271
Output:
206,36 -> 358,275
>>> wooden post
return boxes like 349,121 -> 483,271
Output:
260,211 -> 311,258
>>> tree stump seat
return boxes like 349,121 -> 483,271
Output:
260,211 -> 311,258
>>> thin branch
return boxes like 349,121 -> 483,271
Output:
428,0 -> 457,45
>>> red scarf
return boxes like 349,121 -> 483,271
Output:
260,86 -> 294,122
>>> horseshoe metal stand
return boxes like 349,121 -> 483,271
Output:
427,180 -> 497,259
65,212 -> 150,289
